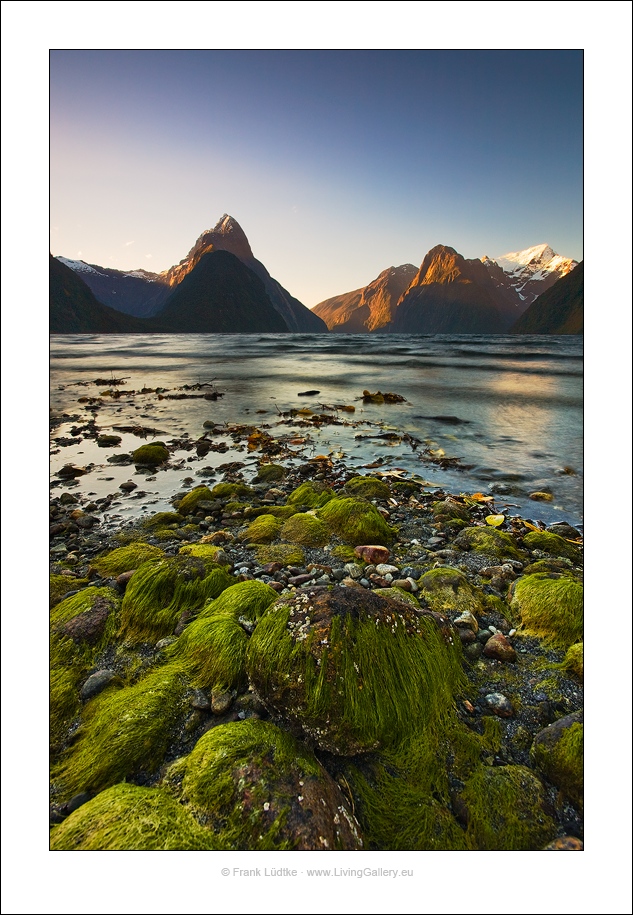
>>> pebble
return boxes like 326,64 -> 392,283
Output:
375,564 -> 400,575
484,693 -> 514,717
190,689 -> 211,710
391,578 -> 412,591
211,690 -> 233,715
289,573 -> 314,587
454,610 -> 478,633
80,669 -> 118,701
483,632 -> 517,662
119,481 -> 137,492
343,563 -> 364,580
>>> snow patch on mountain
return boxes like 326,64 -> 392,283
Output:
57,257 -> 104,276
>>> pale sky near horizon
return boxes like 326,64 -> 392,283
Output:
50,50 -> 583,308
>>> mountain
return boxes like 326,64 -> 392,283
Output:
56,215 -> 327,332
312,264 -> 417,333
155,249 -> 289,333
166,215 -> 327,333
50,255 -> 154,333
56,258 -> 170,317
388,245 -> 510,334
482,243 -> 578,310
511,260 -> 583,334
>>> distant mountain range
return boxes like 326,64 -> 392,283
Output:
313,242 -> 579,334
52,221 -> 581,335
511,260 -> 583,334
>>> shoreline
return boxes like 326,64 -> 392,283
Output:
49,428 -> 584,851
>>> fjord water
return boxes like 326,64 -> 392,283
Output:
50,334 -> 583,528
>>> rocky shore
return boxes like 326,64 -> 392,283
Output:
49,434 -> 583,851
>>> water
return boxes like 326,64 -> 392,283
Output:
50,333 -> 583,529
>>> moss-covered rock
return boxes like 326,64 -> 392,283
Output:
50,783 -> 220,850
372,587 -> 420,607
522,559 -> 577,577
331,545 -> 358,562
318,497 -> 394,546
254,463 -> 286,482
246,587 -> 464,755
211,482 -> 254,499
51,586 -> 120,648
256,544 -> 306,566
142,511 -> 183,529
417,568 -> 486,616
523,530 -> 581,562
120,554 -> 233,643
168,581 -> 278,691
510,573 -> 583,647
176,486 -> 214,515
53,664 -> 189,800
169,720 -> 363,850
132,441 -> 169,465
280,512 -> 329,546
453,526 -> 523,561
344,476 -> 391,501
178,543 -> 227,563
91,543 -> 164,577
432,498 -> 471,522
530,712 -> 583,808
242,514 -> 283,544
286,481 -> 334,510
560,642 -> 583,680
460,765 -> 557,850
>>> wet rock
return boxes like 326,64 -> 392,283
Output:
546,522 -> 581,540
66,792 -> 92,814
60,596 -> 113,646
464,642 -> 483,660
210,690 -> 233,715
190,689 -> 211,711
80,669 -> 119,701
391,578 -> 412,591
453,610 -> 478,633
484,693 -> 514,717
354,545 -> 390,564
458,628 -> 476,645
116,570 -> 136,590
58,464 -> 88,478
119,481 -> 138,492
529,491 -> 553,502
483,632 -> 517,662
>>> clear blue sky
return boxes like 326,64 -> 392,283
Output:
50,50 -> 583,306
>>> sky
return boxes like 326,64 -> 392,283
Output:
50,50 -> 584,307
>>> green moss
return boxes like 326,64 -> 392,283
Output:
523,530 -> 581,562
50,636 -> 86,747
132,441 -> 169,465
392,480 -> 423,498
344,476 -> 391,501
54,664 -> 189,800
417,568 -> 485,616
318,497 -> 394,546
331,545 -> 358,562
510,573 -> 583,647
50,784 -> 220,850
177,486 -> 214,515
254,463 -> 286,482
258,505 -> 297,520
169,581 -> 278,691
246,589 -> 465,755
120,555 -> 233,643
242,514 -> 283,544
91,543 -> 164,577
211,482 -> 254,499
142,511 -> 183,529
171,720 -> 362,850
530,717 -> 583,808
50,574 -> 88,609
178,543 -> 227,563
256,544 -> 306,566
280,512 -> 329,546
460,765 -> 556,850
286,481 -> 334,510
453,527 -> 523,561
522,558 -> 576,577
559,642 -> 583,680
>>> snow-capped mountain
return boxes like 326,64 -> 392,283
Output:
482,243 -> 578,308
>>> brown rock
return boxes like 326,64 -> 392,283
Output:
116,570 -> 136,589
354,545 -> 390,564
59,596 -> 112,645
483,632 -> 517,662
211,690 -> 233,715
544,836 -> 583,850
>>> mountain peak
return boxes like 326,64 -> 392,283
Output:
213,214 -> 242,235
